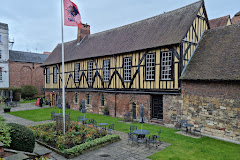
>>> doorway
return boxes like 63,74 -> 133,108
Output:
151,95 -> 163,120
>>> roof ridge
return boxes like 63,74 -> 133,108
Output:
10,50 -> 42,55
208,22 -> 240,32
89,0 -> 202,38
210,15 -> 230,21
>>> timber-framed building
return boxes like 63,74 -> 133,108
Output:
43,1 -> 209,124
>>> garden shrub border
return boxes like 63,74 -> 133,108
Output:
36,134 -> 120,158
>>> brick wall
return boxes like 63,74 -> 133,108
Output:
45,91 -> 151,121
9,61 -> 44,94
182,81 -> 240,142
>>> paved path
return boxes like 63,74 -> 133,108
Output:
0,103 -> 170,160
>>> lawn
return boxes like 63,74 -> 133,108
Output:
8,108 -> 240,160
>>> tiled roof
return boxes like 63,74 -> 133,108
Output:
209,15 -> 230,29
232,11 -> 240,24
181,24 -> 240,81
44,1 -> 203,66
9,50 -> 49,63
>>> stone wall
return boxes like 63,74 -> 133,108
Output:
182,81 -> 240,142
9,61 -> 44,94
163,94 -> 183,126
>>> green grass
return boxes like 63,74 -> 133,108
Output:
8,108 -> 240,160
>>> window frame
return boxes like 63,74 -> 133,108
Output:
123,57 -> 132,82
160,51 -> 173,81
74,63 -> 80,83
53,67 -> 57,83
87,61 -> 93,82
0,67 -> 2,81
74,92 -> 78,104
103,59 -> 110,82
101,94 -> 104,106
145,52 -> 156,81
46,68 -> 50,84
86,94 -> 90,104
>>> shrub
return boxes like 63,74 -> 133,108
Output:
63,134 -> 120,156
10,87 -> 22,101
0,122 -> 12,147
21,85 -> 38,99
0,115 -> 5,122
7,123 -> 35,152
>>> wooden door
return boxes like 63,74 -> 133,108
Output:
151,95 -> 163,120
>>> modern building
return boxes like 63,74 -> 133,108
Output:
209,15 -> 231,29
43,1 -> 209,123
0,22 -> 10,98
0,21 -> 49,99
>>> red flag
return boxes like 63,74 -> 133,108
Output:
64,0 -> 81,28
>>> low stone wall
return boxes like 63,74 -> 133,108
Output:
182,81 -> 240,142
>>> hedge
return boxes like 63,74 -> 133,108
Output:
63,134 -> 120,156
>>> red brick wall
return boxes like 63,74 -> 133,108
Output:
9,61 -> 44,94
45,91 -> 151,121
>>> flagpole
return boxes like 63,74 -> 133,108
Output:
61,0 -> 66,135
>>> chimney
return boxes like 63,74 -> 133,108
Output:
77,23 -> 90,43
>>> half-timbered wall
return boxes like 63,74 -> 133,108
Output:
44,4 -> 209,93
181,5 -> 209,68
44,45 -> 180,92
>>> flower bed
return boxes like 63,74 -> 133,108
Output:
29,122 -> 120,158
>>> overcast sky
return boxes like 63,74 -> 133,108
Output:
0,0 -> 239,53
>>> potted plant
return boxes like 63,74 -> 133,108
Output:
4,106 -> 11,113
66,101 -> 70,109
103,107 -> 109,115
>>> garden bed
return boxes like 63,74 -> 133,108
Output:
29,122 -> 120,158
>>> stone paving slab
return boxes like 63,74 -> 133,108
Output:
0,103 -> 171,160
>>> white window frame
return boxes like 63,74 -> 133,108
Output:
0,68 -> 2,81
88,61 -> 93,82
161,51 -> 173,80
103,59 -> 110,82
46,68 -> 50,83
74,63 -> 80,83
53,67 -> 57,83
123,57 -> 132,82
145,53 -> 155,80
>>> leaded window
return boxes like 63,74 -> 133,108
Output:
146,53 -> 155,80
0,68 -> 2,81
53,67 -> 57,83
161,51 -> 172,80
46,68 -> 50,83
86,94 -> 90,104
74,92 -> 78,104
103,60 -> 110,82
88,61 -> 93,82
101,94 -> 104,106
74,63 -> 80,82
123,57 -> 132,81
